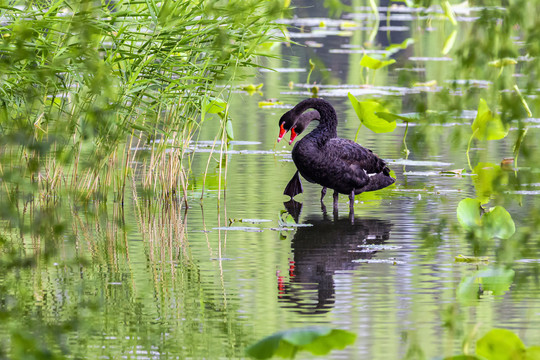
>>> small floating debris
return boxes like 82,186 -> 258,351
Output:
404,171 -> 441,176
352,258 -> 405,265
506,190 -> 540,195
260,68 -> 306,73
213,227 -> 263,232
390,159 -> 453,167
440,169 -> 465,175
269,227 -> 296,232
359,245 -> 403,250
229,218 -> 272,224
305,40 -> 323,48
409,56 -> 453,62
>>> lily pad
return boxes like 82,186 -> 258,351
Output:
456,197 -> 515,239
246,327 -> 356,359
476,329 -> 525,360
456,198 -> 482,230
457,267 -> 515,302
472,163 -> 507,204
348,94 -> 397,133
483,206 -> 515,240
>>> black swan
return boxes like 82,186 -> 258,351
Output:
278,98 -> 395,212
277,110 -> 329,201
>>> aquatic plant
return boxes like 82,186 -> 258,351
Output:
445,328 -> 540,360
246,326 -> 356,359
0,0 -> 285,203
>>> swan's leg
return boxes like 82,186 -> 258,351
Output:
320,187 -> 327,203
333,191 -> 339,212
321,201 -> 327,215
349,191 -> 355,213
349,191 -> 355,224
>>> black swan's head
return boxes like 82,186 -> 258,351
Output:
277,110 -> 320,144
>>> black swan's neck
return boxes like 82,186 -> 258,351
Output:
291,98 -> 338,141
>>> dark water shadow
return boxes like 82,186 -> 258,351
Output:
279,200 -> 393,315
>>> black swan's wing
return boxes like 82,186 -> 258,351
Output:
284,170 -> 304,198
326,138 -> 390,175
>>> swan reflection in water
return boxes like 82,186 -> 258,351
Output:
278,200 -> 393,315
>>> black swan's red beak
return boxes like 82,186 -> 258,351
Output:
288,127 -> 297,145
277,123 -> 286,142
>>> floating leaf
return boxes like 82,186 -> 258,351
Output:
483,206 -> 515,239
455,254 -> 489,263
413,80 -> 437,87
340,21 -> 359,29
360,54 -> 396,70
348,94 -> 397,133
258,100 -> 283,107
456,197 -> 515,239
488,58 -> 518,68
476,329 -> 525,360
441,169 -> 465,175
457,268 -> 515,302
472,99 -> 509,141
240,83 -> 263,96
456,198 -> 482,230
246,327 -> 356,359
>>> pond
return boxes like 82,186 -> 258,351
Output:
2,1 -> 540,359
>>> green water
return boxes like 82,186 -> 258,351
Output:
2,1 -> 540,359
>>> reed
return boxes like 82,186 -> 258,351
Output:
0,0 -> 285,205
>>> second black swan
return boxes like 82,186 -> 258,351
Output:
278,98 -> 395,212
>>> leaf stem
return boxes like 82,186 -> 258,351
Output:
466,128 -> 478,171
402,122 -> 410,156
354,123 -> 362,142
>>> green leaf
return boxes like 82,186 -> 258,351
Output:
442,29 -> 457,55
360,54 -> 396,70
246,333 -> 283,359
444,356 -> 483,360
348,94 -> 397,133
225,119 -> 234,140
483,206 -> 515,239
442,1 -> 458,26
455,254 -> 489,263
457,268 -> 515,302
203,97 -> 227,114
246,327 -> 356,359
472,163 -> 505,205
384,38 -> 414,56
375,111 -> 419,123
472,99 -> 509,141
477,329 -> 526,360
489,58 -> 518,68
526,346 -> 540,360
456,198 -> 482,230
